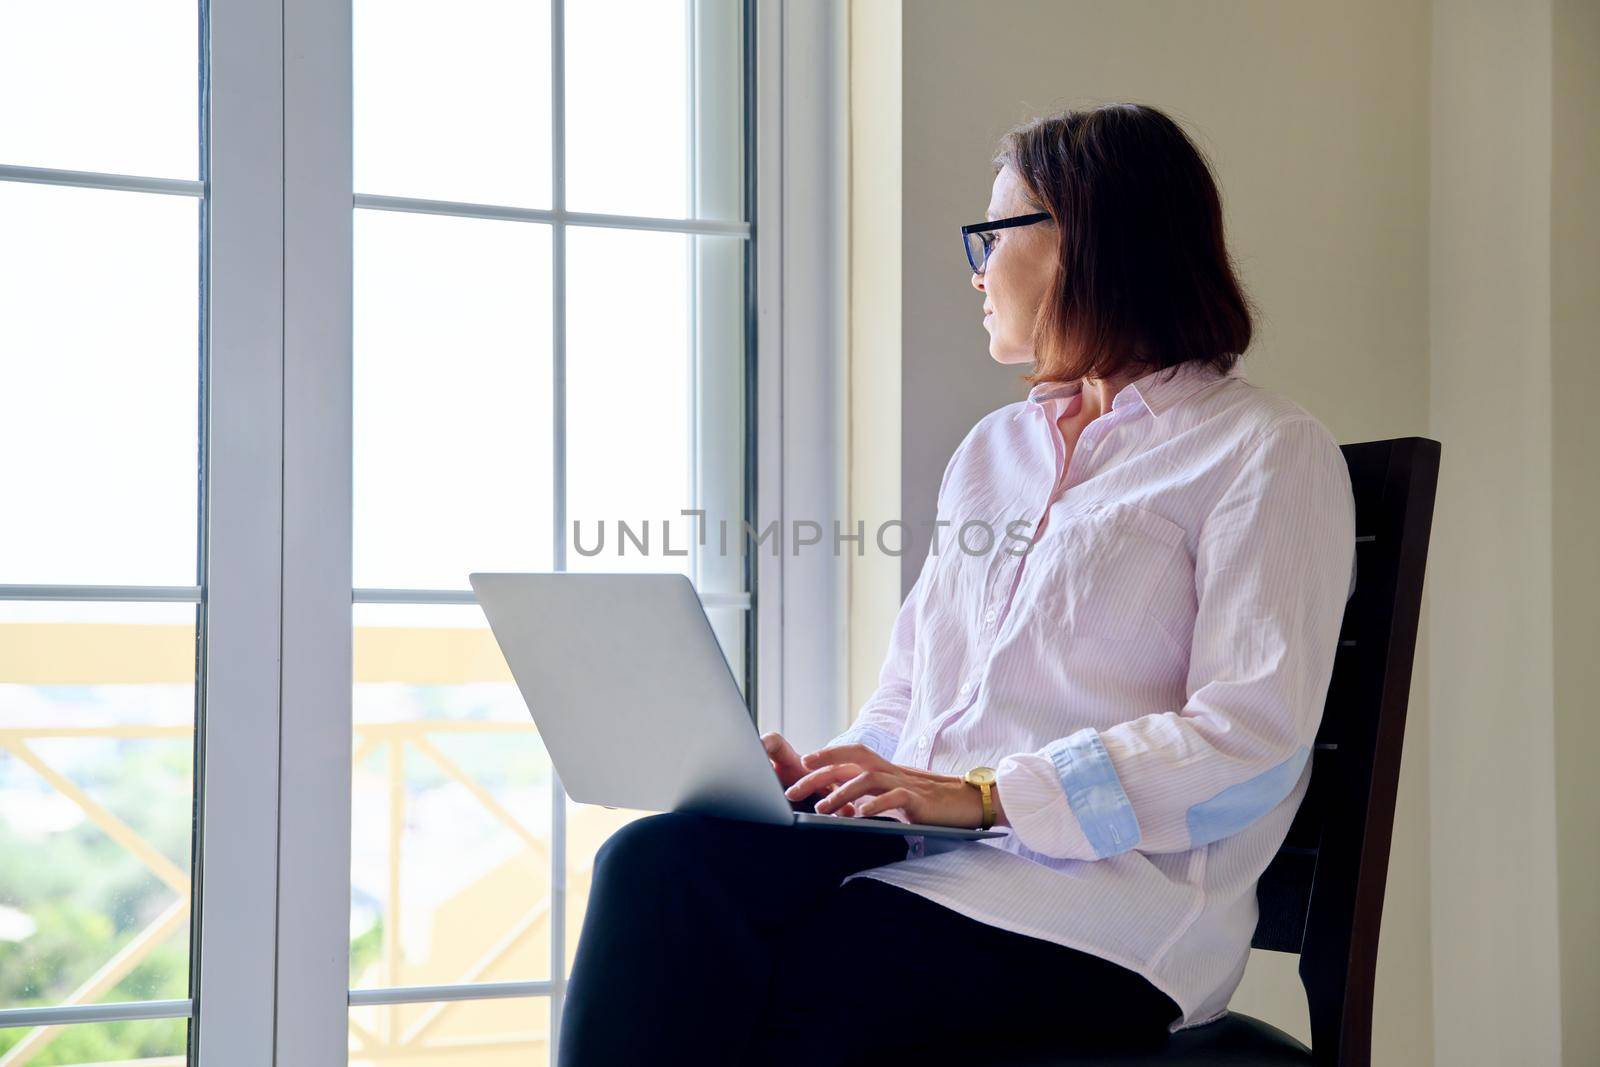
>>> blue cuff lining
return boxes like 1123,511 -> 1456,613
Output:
1044,728 -> 1142,858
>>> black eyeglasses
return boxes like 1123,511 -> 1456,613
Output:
961,211 -> 1051,275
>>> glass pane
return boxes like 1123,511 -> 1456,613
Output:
0,601 -> 197,1013
355,0 -> 553,207
0,1015 -> 187,1065
566,0 -> 744,222
688,230 -> 747,596
350,603 -> 552,989
0,183 -> 200,587
566,227 -> 725,579
354,209 -> 553,590
349,996 -> 548,1065
0,2 -> 199,179
566,1 -> 679,219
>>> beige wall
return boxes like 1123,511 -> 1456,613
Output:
1429,3 -> 1565,1063
1551,1 -> 1600,1058
846,1 -> 1596,1063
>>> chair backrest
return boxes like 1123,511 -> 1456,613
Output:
1249,436 -> 1440,1067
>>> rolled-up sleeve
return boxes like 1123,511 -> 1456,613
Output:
995,417 -> 1357,860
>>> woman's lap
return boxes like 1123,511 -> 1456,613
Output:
747,877 -> 1177,1066
558,811 -> 1177,1067
559,811 -> 906,1066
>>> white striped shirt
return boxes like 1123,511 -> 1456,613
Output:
829,359 -> 1357,1033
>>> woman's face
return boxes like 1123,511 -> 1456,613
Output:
972,164 -> 1056,366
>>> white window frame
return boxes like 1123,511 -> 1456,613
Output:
0,0 -> 848,1062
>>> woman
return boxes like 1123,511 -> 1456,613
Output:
557,102 -> 1356,1066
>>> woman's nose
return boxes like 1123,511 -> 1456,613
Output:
971,272 -> 985,291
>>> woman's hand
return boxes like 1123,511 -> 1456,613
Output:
760,732 -> 810,791
782,743 -> 989,829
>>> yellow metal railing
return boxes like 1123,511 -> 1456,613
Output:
0,717 -> 566,1065
0,725 -> 192,1067
0,621 -> 604,1066
348,717 -> 553,1058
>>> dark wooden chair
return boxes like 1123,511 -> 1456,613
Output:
999,436 -> 1441,1067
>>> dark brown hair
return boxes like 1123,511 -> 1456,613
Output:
991,103 -> 1256,389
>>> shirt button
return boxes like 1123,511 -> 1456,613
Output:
917,736 -> 929,750
983,607 -> 997,623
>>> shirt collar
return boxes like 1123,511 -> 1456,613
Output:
1026,360 -> 1245,420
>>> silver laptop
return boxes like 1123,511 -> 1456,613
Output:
468,571 -> 1006,842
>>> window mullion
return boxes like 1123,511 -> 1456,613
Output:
548,3 -> 569,1060
275,0 -> 355,1062
192,0 -> 287,1061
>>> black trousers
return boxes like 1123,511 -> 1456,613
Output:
557,810 -> 1180,1067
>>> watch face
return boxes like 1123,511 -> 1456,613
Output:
967,766 -> 996,786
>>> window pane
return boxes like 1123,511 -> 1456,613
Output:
349,996 -> 548,1065
569,0 -> 681,220
0,182 -> 200,587
565,0 -> 690,220
566,0 -> 744,222
354,209 -> 553,590
355,0 -> 553,207
0,1015 -> 188,1064
0,601 -> 196,1016
350,603 -> 552,989
0,2 -> 198,179
565,227 -> 728,580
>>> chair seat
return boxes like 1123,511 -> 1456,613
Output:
989,1011 -> 1313,1066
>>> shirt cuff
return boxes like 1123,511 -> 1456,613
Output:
995,727 -> 1143,860
826,722 -> 900,763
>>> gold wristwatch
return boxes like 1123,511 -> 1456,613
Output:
963,766 -> 997,830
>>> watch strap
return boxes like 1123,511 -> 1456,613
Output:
965,768 -> 995,830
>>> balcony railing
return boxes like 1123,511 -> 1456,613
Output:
0,617 -> 647,1066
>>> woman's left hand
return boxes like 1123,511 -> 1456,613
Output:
782,743 -> 987,829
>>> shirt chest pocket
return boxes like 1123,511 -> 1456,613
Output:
1031,503 -> 1194,642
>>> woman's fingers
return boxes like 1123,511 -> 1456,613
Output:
800,743 -> 885,771
854,787 -> 912,820
812,770 -> 887,814
760,731 -> 795,760
760,732 -> 808,789
800,743 -> 945,782
783,762 -> 862,802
